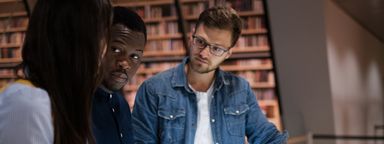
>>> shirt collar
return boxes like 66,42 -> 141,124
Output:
171,57 -> 229,93
94,87 -> 122,102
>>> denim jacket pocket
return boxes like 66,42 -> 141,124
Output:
224,104 -> 249,137
157,108 -> 186,143
158,108 -> 186,129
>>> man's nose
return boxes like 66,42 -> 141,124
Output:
118,60 -> 131,70
199,45 -> 210,58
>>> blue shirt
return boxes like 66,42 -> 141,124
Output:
92,87 -> 133,144
0,80 -> 53,144
132,57 -> 288,144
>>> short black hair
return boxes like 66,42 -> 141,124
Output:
113,6 -> 147,42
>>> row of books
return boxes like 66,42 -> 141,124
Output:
253,89 -> 275,100
181,2 -> 207,16
236,70 -> 275,84
0,48 -> 20,59
0,17 -> 28,29
0,69 -> 13,75
131,1 -> 264,20
225,0 -> 264,13
242,16 -> 265,30
0,32 -> 25,45
235,35 -> 269,48
131,4 -> 176,19
145,39 -> 183,52
146,22 -> 179,36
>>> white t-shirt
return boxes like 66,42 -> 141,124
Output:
190,82 -> 215,144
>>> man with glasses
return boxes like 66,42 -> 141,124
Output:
132,6 -> 288,144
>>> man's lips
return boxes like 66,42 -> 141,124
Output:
194,57 -> 208,64
110,72 -> 128,83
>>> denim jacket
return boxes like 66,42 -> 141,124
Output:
132,57 -> 288,144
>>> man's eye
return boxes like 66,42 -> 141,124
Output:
131,54 -> 140,60
112,47 -> 121,53
196,39 -> 203,44
212,46 -> 224,52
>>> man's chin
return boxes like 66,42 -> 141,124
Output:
104,81 -> 125,91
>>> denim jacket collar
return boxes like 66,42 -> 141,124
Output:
171,57 -> 230,93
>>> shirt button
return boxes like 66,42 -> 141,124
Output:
170,115 -> 174,119
120,133 -> 123,138
211,119 -> 215,123
236,110 -> 240,114
109,94 -> 112,99
112,108 -> 115,112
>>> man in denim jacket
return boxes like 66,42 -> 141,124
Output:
132,6 -> 288,144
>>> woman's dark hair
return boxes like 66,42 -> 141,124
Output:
22,0 -> 112,143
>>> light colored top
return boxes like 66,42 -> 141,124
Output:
190,82 -> 215,144
0,80 -> 53,144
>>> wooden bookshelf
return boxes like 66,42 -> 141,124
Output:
252,83 -> 275,89
115,0 -> 173,7
0,43 -> 21,48
232,46 -> 270,53
0,73 -> 16,79
144,16 -> 177,23
144,49 -> 185,57
0,27 -> 27,33
0,11 -> 26,18
180,0 -> 206,4
147,34 -> 182,40
242,29 -> 268,35
238,11 -> 264,17
0,4 -> 28,89
0,0 -> 22,3
0,58 -> 22,63
221,64 -> 273,71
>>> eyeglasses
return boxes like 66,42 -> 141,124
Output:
192,35 -> 229,56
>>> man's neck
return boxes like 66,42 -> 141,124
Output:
186,64 -> 215,92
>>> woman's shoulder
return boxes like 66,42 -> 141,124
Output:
0,83 -> 53,144
0,82 -> 51,114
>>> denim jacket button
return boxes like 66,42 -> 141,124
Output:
109,94 -> 112,99
170,115 -> 174,119
211,119 -> 215,123
236,110 -> 240,114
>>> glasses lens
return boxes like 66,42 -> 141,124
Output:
210,46 -> 226,56
193,37 -> 206,48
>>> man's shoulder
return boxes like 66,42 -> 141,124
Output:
145,67 -> 176,84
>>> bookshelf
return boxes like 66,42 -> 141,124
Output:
114,0 -> 282,130
0,0 -> 28,88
